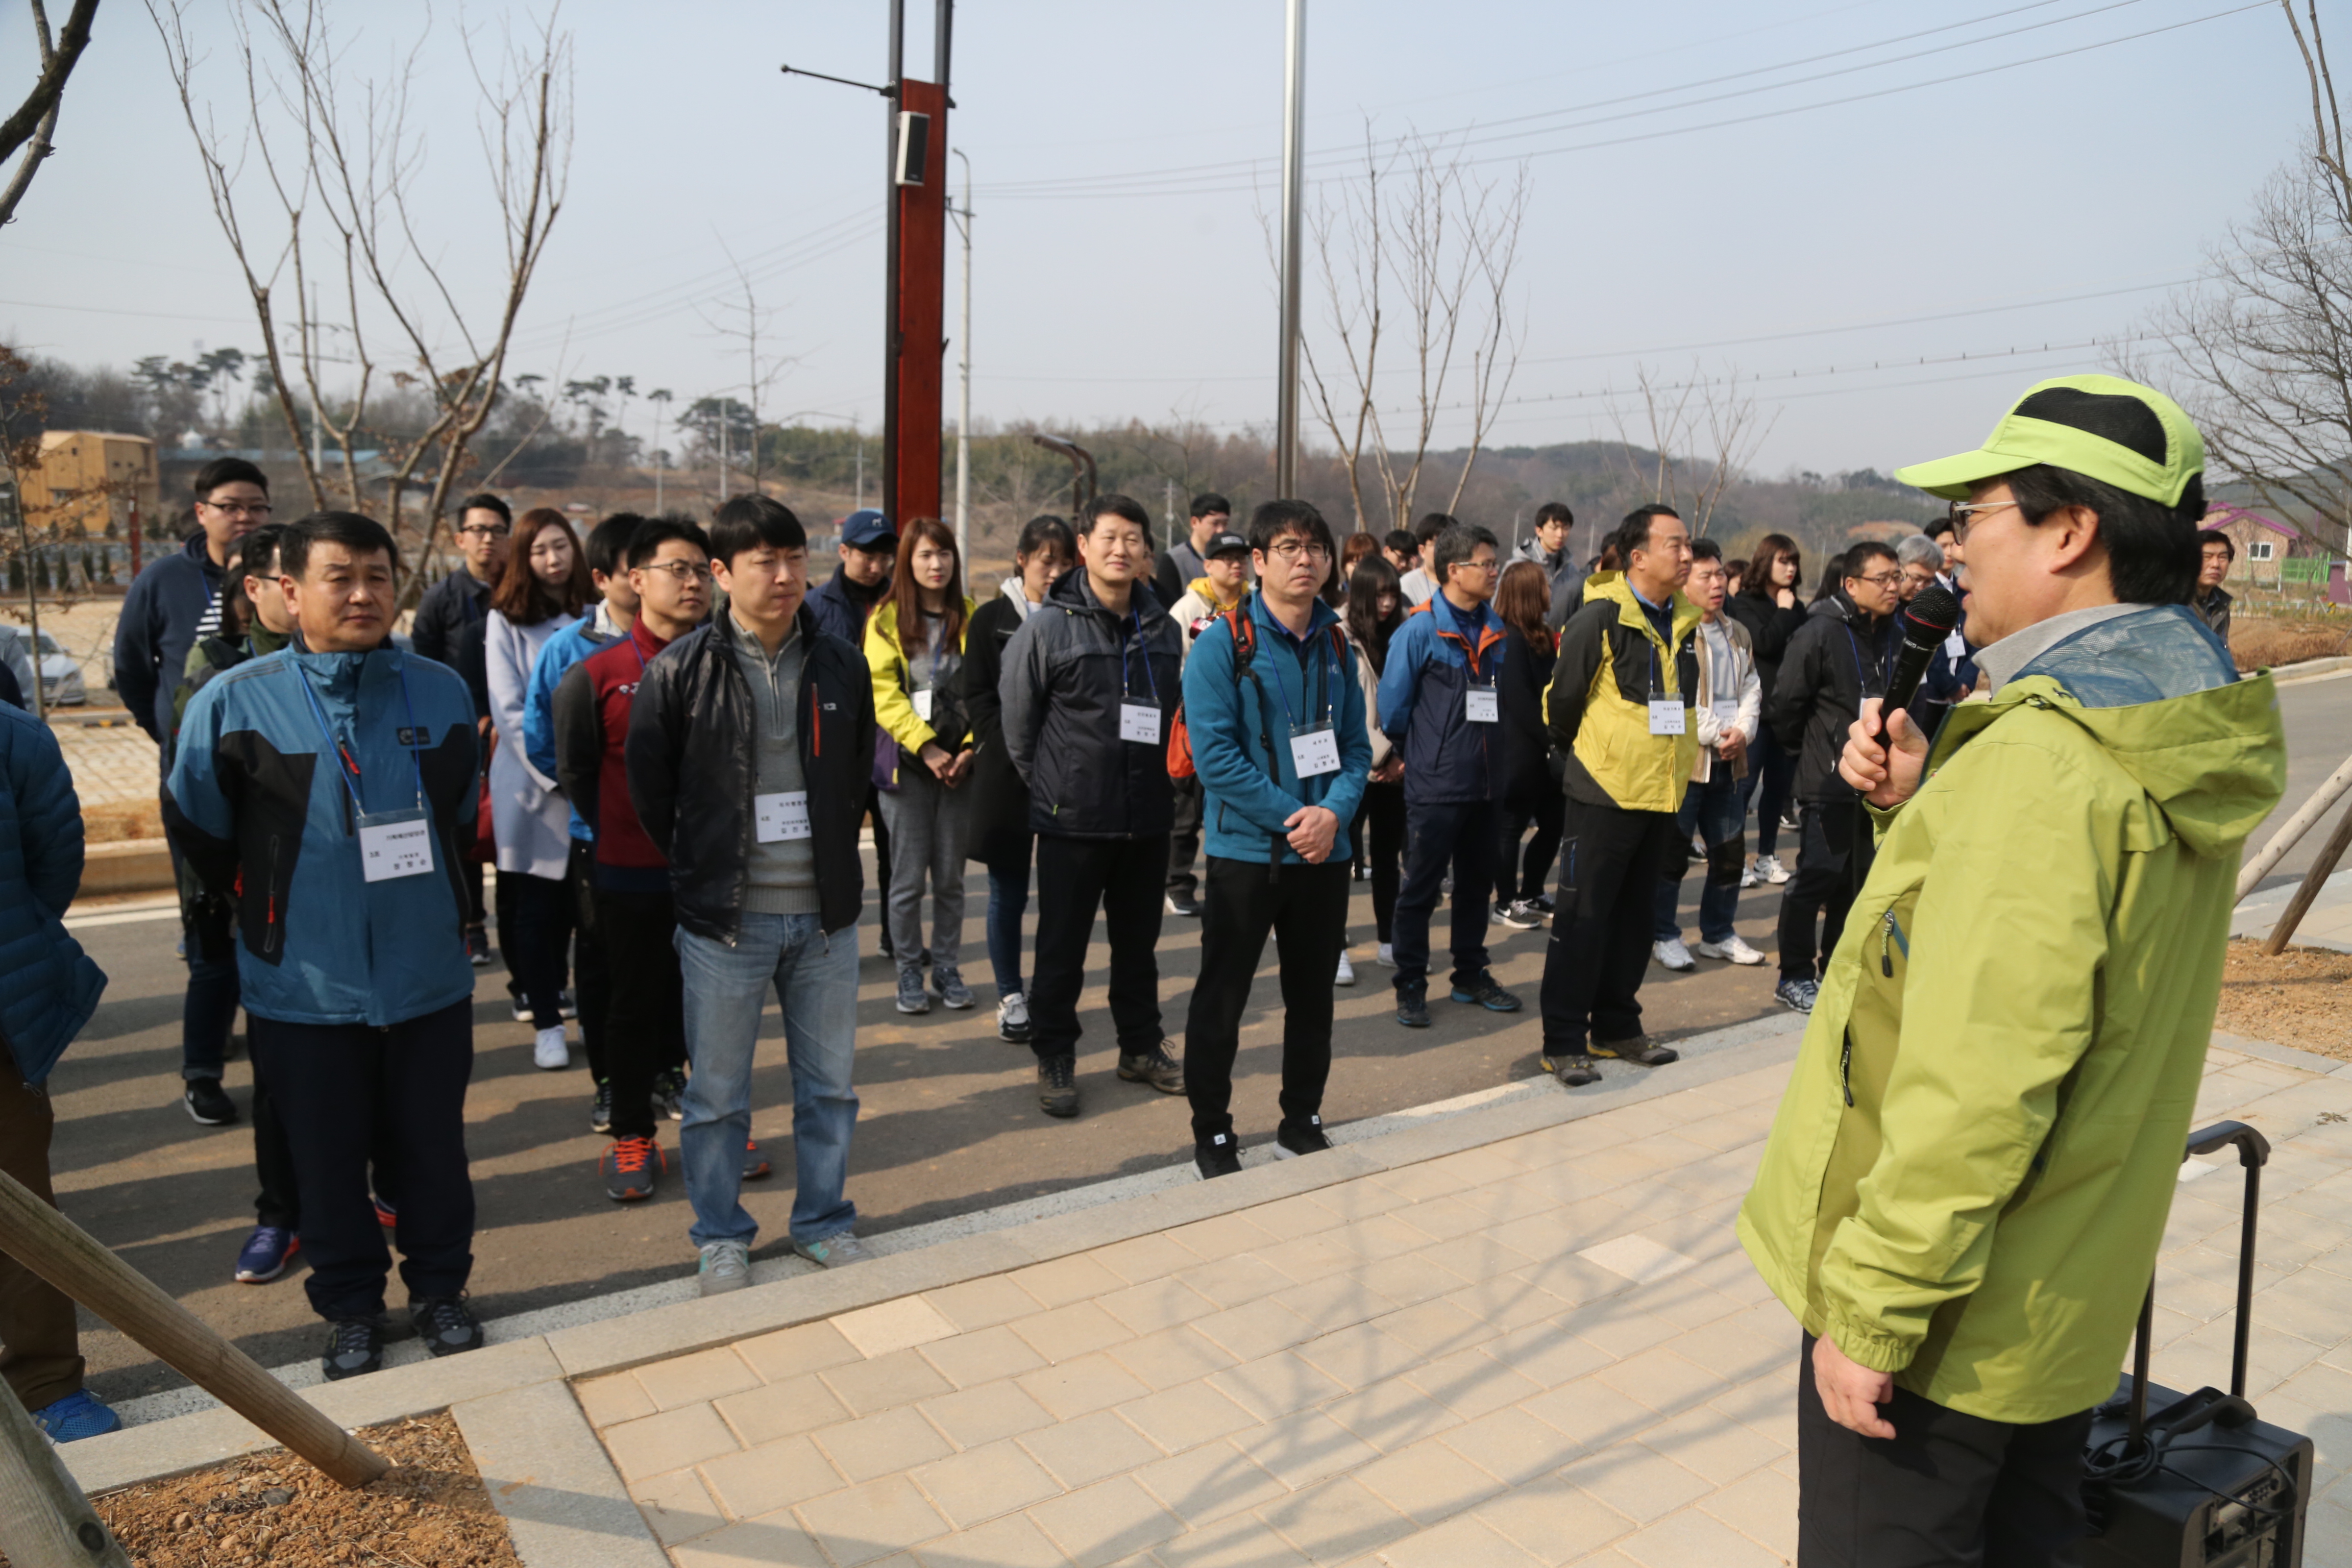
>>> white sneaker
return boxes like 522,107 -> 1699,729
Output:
1375,942 -> 1395,967
1334,950 -> 1356,987
696,1240 -> 751,1295
996,990 -> 1033,1042
533,1026 -> 570,1070
1739,862 -> 1760,890
1653,937 -> 1698,972
1757,852 -> 1791,886
1696,935 -> 1768,966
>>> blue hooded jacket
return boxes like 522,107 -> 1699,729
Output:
524,605 -> 625,841
1376,591 -> 1507,805
0,704 -> 106,1085
1184,593 -> 1371,866
166,644 -> 480,1027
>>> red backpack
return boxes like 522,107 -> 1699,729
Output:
1167,601 -> 1349,781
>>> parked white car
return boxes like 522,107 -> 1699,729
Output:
31,629 -> 85,706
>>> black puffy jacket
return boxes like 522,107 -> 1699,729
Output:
1765,589 -> 1897,805
1497,623 -> 1557,811
1722,592 -> 1810,712
624,606 -> 878,943
959,587 -> 1035,864
998,568 -> 1184,840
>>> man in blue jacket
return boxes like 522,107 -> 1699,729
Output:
0,700 -> 116,1441
1376,521 -> 1521,1028
167,512 -> 485,1382
1181,500 -> 1369,1178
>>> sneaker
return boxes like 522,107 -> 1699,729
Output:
1275,1115 -> 1333,1158
934,964 -> 975,1010
1375,942 -> 1395,967
1498,898 -> 1546,929
1038,1055 -> 1080,1118
1591,1035 -> 1681,1067
184,1077 -> 237,1126
878,925 -> 896,962
467,925 -> 491,967
29,1389 -> 121,1443
509,989 -> 529,1023
1758,851 -> 1792,885
1195,1132 -> 1243,1179
1738,862 -> 1760,890
558,988 -> 578,1020
1396,989 -> 1431,1028
792,1232 -> 868,1267
1534,893 -> 1555,914
1450,971 -> 1522,1012
600,1136 -> 663,1202
372,1194 -> 398,1229
1117,1041 -> 1185,1094
996,991 -> 1034,1043
654,1067 -> 687,1121
1487,902 -> 1504,925
234,1226 -> 300,1283
1334,949 -> 1356,987
1779,811 -> 1801,835
409,1294 -> 484,1357
895,963 -> 932,1015
589,1079 -> 614,1134
533,1025 -> 570,1070
321,1316 -> 386,1380
1697,935 -> 1767,966
1540,1051 -> 1602,1087
697,1240 -> 752,1296
1653,937 -> 1698,972
743,1138 -> 772,1180
1776,976 -> 1819,1013
1166,892 -> 1201,917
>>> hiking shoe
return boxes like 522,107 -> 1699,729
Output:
589,1079 -> 614,1134
1396,989 -> 1432,1028
1653,937 -> 1697,972
467,925 -> 491,967
1195,1132 -> 1243,1179
1591,1036 -> 1680,1068
697,1241 -> 752,1296
1166,892 -> 1201,917
409,1295 -> 484,1357
1776,976 -> 1819,1014
533,1025 -> 570,1070
184,1077 -> 237,1126
1450,971 -> 1522,1012
895,963 -> 932,1014
743,1138 -> 772,1180
997,991 -> 1033,1043
1498,898 -> 1546,929
1334,949 -> 1356,987
655,1067 -> 687,1121
372,1194 -> 398,1229
1542,1052 -> 1602,1087
321,1316 -> 386,1381
1038,1055 -> 1080,1118
29,1389 -> 120,1443
1697,935 -> 1767,966
1757,851 -> 1792,884
235,1226 -> 300,1283
1117,1041 -> 1185,1094
935,964 -> 975,1010
1275,1116 -> 1333,1159
792,1232 -> 868,1268
601,1136 -> 663,1202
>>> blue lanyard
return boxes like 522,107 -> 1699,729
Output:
295,660 -> 425,816
1843,623 -> 1883,697
1266,618 -> 1332,732
1119,611 -> 1158,703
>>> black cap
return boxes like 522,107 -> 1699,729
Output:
1205,530 -> 1251,560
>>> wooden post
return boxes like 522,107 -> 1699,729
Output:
2238,752 -> 2352,902
0,1169 -> 388,1489
0,1376 -> 133,1568
2265,798 -> 2352,955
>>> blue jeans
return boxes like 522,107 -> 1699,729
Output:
1655,769 -> 1746,945
182,949 -> 241,1082
1737,728 -> 1798,857
985,836 -> 1033,999
674,912 -> 860,1251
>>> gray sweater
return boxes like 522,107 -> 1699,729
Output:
725,613 -> 822,915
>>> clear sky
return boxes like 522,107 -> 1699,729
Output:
0,0 -> 2313,478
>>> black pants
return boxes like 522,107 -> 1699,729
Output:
1351,783 -> 1406,943
1778,802 -> 1873,984
462,853 -> 486,929
596,884 -> 687,1141
501,868 -> 574,1030
249,997 -> 475,1321
1030,833 -> 1168,1060
1498,792 -> 1565,904
1796,1336 -> 2092,1566
1538,798 -> 1677,1053
1393,798 -> 1497,994
251,1058 -> 300,1230
1167,775 -> 1205,900
867,786 -> 894,950
1184,858 -> 1349,1142
568,842 -> 611,1082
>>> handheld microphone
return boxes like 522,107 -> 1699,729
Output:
1877,582 -> 1961,725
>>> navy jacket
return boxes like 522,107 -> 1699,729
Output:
0,704 -> 106,1085
1376,592 -> 1507,805
166,645 -> 480,1026
114,534 -> 224,747
806,564 -> 889,653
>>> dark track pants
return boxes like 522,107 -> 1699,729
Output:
1029,833 -> 1168,1060
595,884 -> 687,1141
0,1052 -> 82,1411
1778,802 -> 1872,984
1183,857 -> 1349,1142
1167,775 -> 1205,900
1392,798 -> 1497,996
1537,798 -> 1676,1054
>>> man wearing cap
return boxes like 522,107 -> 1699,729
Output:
1164,528 -> 1254,917
1739,376 -> 2286,1562
808,509 -> 899,955
1153,493 -> 1233,611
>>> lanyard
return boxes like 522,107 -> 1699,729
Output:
1266,619 -> 1332,732
1843,623 -> 1884,697
1441,596 -> 1497,687
295,660 -> 425,815
1119,611 -> 1159,703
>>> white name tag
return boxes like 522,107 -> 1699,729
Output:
755,790 -> 812,842
1120,702 -> 1162,745
358,810 -> 434,883
1464,688 -> 1498,724
913,689 -> 935,723
1711,698 -> 1741,726
1289,727 -> 1341,778
1648,699 -> 1686,736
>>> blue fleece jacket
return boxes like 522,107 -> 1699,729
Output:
524,605 -> 624,841
0,704 -> 106,1085
1183,594 -> 1371,865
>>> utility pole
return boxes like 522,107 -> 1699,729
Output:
1275,0 -> 1307,500
952,148 -> 973,566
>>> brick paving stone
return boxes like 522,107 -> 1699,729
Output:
911,1438 -> 1064,1530
1020,1408 -> 1167,1489
1025,1474 -> 1183,1567
740,1320 -> 866,1383
1112,1324 -> 1243,1391
909,1511 -> 1070,1568
606,1401 -> 742,1482
576,1369 -> 656,1428
794,1473 -> 952,1565
1348,1253 -> 1471,1309
1009,1297 -> 1141,1363
1435,1404 -> 1587,1485
1193,1296 -> 1318,1362
825,1346 -> 959,1414
1267,1271 -> 1401,1333
1206,1350 -> 1351,1422
716,1373 -> 854,1448
1371,1299 -> 1490,1360
918,1379 -> 1060,1450
1351,1440 -> 1505,1524
671,1514 -> 834,1567
1616,1504 -> 1786,1568
1166,1212 -> 1282,1261
1260,1474 -> 1414,1562
821,1406 -> 958,1483
1150,1510 -> 1316,1568
1012,1252 -> 1132,1308
1116,1380 -> 1259,1452
1403,1345 -> 1542,1420
1315,1377 -> 1464,1454
631,1466 -> 728,1546
1174,1251 -> 1300,1309
1294,1321 -> 1421,1389
698,1433 -> 850,1522
1093,1230 -> 1207,1283
1232,1408 -> 1381,1490
924,1275 -> 1051,1332
922,1324 -> 1054,1390
1133,1441 -> 1289,1527
1099,1275 -> 1224,1335
1471,1473 -> 1636,1563
638,1346 -> 765,1411
1017,1351 -> 1154,1422
1374,1512 -> 1546,1568
838,1295 -> 963,1358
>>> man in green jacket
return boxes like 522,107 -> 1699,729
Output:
1738,375 -> 2287,1564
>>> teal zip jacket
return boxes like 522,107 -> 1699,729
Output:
1184,593 -> 1371,865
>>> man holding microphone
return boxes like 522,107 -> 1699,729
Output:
1738,376 -> 2286,1562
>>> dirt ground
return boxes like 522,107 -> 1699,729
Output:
2231,616 -> 2348,673
43,1412 -> 521,1568
2215,936 -> 2352,1062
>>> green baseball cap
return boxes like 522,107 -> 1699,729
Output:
1894,374 -> 2204,507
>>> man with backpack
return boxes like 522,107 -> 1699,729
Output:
1179,501 -> 1369,1177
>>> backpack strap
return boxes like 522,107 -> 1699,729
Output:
1221,602 -> 1287,873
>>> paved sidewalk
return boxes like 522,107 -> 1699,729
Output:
578,1041 -> 2352,1568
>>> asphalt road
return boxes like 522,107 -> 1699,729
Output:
44,670 -> 2352,1402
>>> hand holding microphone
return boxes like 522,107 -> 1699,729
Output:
1840,584 -> 1958,808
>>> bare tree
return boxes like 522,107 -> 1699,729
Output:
1605,362 -> 1781,537
1291,126 -> 1529,533
699,246 -> 796,495
146,0 -> 573,599
0,0 -> 100,232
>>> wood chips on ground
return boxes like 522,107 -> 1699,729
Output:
10,1411 -> 522,1568
2215,936 -> 2352,1062
84,798 -> 164,842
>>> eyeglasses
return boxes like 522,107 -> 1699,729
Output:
1851,570 -> 1903,589
1264,540 -> 1331,563
1945,499 -> 2021,541
638,560 -> 714,582
1454,558 -> 1500,575
200,499 -> 272,518
457,522 -> 512,539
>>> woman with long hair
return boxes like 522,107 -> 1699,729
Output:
1344,553 -> 1409,965
485,507 -> 591,1071
1492,559 -> 1562,928
959,515 -> 1075,1042
1723,532 -> 1809,884
866,517 -> 979,1016
1338,531 -> 1380,603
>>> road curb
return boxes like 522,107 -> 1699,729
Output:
76,839 -> 174,899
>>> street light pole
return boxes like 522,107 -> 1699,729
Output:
952,149 -> 973,568
1275,0 -> 1306,500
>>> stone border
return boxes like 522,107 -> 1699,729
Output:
452,1379 -> 669,1568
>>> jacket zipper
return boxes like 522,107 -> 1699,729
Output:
1838,1028 -> 1855,1107
1881,911 -> 1896,977
264,834 -> 283,957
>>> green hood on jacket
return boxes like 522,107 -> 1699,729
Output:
1739,605 -> 2285,1424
